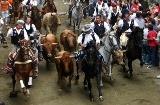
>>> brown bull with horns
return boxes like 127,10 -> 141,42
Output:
41,34 -> 61,70
55,51 -> 74,91
60,29 -> 77,52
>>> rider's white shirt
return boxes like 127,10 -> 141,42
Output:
93,2 -> 108,16
135,18 -> 145,29
130,13 -> 136,20
24,23 -> 37,32
30,0 -> 38,6
107,11 -> 121,20
118,19 -> 139,33
22,0 -> 29,6
90,21 -> 110,33
78,32 -> 100,47
6,27 -> 29,40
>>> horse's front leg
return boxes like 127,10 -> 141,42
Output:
83,75 -> 88,90
17,74 -> 27,95
96,73 -> 104,101
87,77 -> 94,101
127,60 -> 133,78
10,74 -> 17,97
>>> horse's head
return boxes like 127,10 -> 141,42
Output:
131,27 -> 144,48
75,0 -> 81,9
31,9 -> 39,20
85,41 -> 97,65
108,32 -> 121,50
47,0 -> 53,5
19,39 -> 31,61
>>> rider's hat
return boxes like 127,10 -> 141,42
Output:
16,20 -> 25,24
82,24 -> 91,32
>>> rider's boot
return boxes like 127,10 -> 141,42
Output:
3,41 -> 8,48
38,52 -> 43,61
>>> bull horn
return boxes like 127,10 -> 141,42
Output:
40,34 -> 46,36
70,55 -> 75,58
40,44 -> 43,45
74,52 -> 78,54
122,50 -> 127,52
57,12 -> 67,15
52,43 -> 58,45
55,56 -> 62,59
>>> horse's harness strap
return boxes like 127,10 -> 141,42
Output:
14,60 -> 32,66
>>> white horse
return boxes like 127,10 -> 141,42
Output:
69,0 -> 83,32
99,31 -> 125,86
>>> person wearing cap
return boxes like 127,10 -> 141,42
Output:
0,16 -> 8,47
75,24 -> 104,73
2,20 -> 29,74
90,15 -> 110,45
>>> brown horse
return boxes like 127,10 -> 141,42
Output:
10,39 -> 33,97
31,7 -> 42,33
43,0 -> 57,15
10,0 -> 23,23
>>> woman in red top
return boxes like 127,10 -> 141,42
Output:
146,24 -> 159,68
151,2 -> 160,18
130,0 -> 138,12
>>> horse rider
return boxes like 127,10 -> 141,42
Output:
90,14 -> 110,45
42,0 -> 57,13
24,16 -> 43,61
75,24 -> 104,73
107,5 -> 121,31
0,16 -> 8,47
1,20 -> 36,75
92,0 -> 108,21
2,20 -> 28,74
0,0 -> 12,25
117,12 -> 139,48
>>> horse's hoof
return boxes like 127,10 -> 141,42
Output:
26,94 -> 30,98
99,96 -> 104,101
58,89 -> 62,92
75,75 -> 79,80
9,91 -> 17,98
90,97 -> 94,101
100,84 -> 103,87
84,85 -> 88,90
33,75 -> 37,79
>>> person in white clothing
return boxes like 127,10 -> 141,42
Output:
118,12 -> 139,33
93,0 -> 108,18
135,12 -> 145,29
75,24 -> 104,72
2,20 -> 29,74
130,8 -> 136,20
